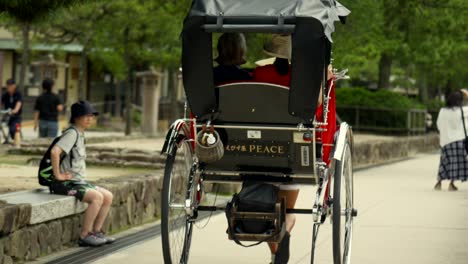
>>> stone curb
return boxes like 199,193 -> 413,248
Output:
0,173 -> 164,262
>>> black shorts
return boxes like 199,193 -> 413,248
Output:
50,180 -> 97,201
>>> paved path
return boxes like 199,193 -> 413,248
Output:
90,153 -> 468,264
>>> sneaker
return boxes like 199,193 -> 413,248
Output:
434,182 -> 441,191
95,231 -> 116,244
274,232 -> 290,264
448,183 -> 458,191
79,233 -> 106,247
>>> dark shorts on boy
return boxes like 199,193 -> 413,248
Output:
50,180 -> 97,201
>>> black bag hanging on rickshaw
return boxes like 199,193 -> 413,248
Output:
226,181 -> 279,234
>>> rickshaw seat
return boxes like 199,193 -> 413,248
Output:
200,82 -> 319,179
216,82 -> 304,125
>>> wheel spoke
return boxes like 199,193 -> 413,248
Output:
162,137 -> 197,264
332,142 -> 354,264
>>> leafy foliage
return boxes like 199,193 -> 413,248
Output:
0,0 -> 90,23
336,87 -> 424,110
336,87 -> 426,132
36,0 -> 191,79
1,0 -> 466,109
334,0 -> 467,96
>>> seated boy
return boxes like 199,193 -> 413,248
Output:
50,100 -> 115,247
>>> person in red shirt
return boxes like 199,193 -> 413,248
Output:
252,34 -> 332,99
252,35 -> 291,87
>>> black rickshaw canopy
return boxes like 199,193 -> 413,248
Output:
182,0 -> 350,123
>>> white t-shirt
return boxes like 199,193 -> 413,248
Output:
436,106 -> 468,147
56,126 -> 87,180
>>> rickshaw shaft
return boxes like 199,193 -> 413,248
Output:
197,205 -> 313,214
194,124 -> 326,132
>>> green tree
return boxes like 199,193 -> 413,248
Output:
408,0 -> 468,100
333,0 -> 382,85
0,0 -> 90,93
36,0 -> 190,134
36,1 -> 112,99
89,0 -> 190,135
333,0 -> 417,89
334,0 -> 467,98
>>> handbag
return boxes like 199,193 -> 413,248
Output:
460,106 -> 468,153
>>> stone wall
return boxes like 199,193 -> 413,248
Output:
0,212 -> 82,263
0,175 -> 163,263
353,134 -> 439,168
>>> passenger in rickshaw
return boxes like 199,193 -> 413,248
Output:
252,34 -> 291,87
213,33 -> 252,85
252,34 -> 334,100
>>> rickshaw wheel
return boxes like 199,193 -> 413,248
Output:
161,134 -> 196,264
332,142 -> 354,264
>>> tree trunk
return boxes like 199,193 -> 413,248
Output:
78,47 -> 87,100
378,52 -> 392,89
418,71 -> 428,104
115,81 -> 122,117
124,27 -> 132,136
444,79 -> 453,100
18,23 -> 30,95
125,71 -> 132,136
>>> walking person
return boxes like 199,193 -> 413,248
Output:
34,78 -> 63,138
1,79 -> 22,143
434,89 -> 468,191
49,100 -> 115,246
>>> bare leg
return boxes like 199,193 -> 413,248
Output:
81,190 -> 104,238
93,187 -> 114,232
268,240 -> 278,255
268,189 -> 300,254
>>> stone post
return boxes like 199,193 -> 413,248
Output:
31,54 -> 69,89
136,68 -> 162,135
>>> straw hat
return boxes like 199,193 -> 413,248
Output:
255,57 -> 276,66
262,34 -> 292,60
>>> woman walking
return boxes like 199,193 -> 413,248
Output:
434,89 -> 468,191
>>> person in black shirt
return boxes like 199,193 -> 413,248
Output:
1,79 -> 22,142
213,33 -> 252,85
34,78 -> 63,138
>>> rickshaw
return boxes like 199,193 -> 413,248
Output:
160,1 -> 356,263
